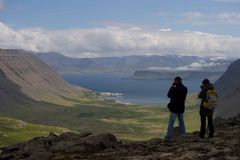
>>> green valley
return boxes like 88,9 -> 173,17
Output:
0,116 -> 71,147
0,49 -> 201,147
0,92 -> 201,146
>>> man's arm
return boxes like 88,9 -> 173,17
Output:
184,87 -> 188,101
167,87 -> 175,98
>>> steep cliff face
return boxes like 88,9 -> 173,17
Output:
0,49 -> 85,105
0,69 -> 26,107
215,59 -> 240,97
215,59 -> 240,118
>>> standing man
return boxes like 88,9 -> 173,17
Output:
165,76 -> 188,139
198,79 -> 217,139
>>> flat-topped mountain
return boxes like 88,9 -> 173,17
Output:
0,48 -> 85,105
132,70 -> 223,81
215,59 -> 240,118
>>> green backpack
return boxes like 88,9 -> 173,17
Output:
203,89 -> 218,110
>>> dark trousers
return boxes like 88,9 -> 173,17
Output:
200,115 -> 214,138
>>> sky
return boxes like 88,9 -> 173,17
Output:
0,0 -> 240,58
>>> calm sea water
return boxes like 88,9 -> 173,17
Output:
63,74 -> 202,105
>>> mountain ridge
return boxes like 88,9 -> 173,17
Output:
0,48 -> 86,106
215,59 -> 240,118
37,52 -> 233,75
131,70 -> 223,81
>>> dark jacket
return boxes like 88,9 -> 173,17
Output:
198,84 -> 215,116
167,83 -> 188,113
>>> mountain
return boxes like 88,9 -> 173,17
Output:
37,52 -> 223,75
132,70 -> 224,81
215,59 -> 240,118
2,48 -> 201,145
131,57 -> 232,80
1,115 -> 239,160
0,48 -> 85,106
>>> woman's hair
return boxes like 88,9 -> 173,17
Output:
202,79 -> 210,85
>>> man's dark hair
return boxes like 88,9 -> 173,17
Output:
202,79 -> 210,85
175,76 -> 182,83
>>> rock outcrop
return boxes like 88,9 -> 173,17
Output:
1,115 -> 239,160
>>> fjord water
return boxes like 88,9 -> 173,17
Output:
64,74 -> 202,105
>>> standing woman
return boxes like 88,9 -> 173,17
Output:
198,79 -> 217,139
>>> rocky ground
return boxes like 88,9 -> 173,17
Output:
0,115 -> 239,160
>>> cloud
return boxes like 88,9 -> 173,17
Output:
182,11 -> 203,19
216,12 -> 240,24
177,60 -> 221,71
0,22 -> 240,58
148,60 -> 224,71
130,27 -> 142,31
180,11 -> 240,25
180,12 -> 205,26
156,12 -> 171,17
0,0 -> 4,11
159,28 -> 171,32
214,0 -> 240,2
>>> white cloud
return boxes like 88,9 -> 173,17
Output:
0,22 -> 240,58
159,28 -> 171,32
106,26 -> 120,30
147,60 -> 222,71
214,0 -> 240,2
182,11 -> 203,19
180,60 -> 221,70
180,12 -> 206,26
130,27 -> 142,31
156,12 -> 171,17
216,12 -> 240,24
0,0 -> 4,11
180,11 -> 240,25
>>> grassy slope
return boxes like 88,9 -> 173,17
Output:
0,116 -> 71,147
0,92 -> 201,146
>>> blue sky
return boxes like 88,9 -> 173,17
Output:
0,0 -> 240,57
1,0 -> 240,35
